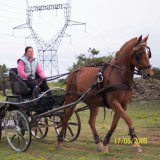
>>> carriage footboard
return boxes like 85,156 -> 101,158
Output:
37,95 -> 65,110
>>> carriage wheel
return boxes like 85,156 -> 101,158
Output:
53,111 -> 81,142
31,117 -> 48,139
5,110 -> 31,152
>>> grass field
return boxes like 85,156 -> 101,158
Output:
0,95 -> 160,160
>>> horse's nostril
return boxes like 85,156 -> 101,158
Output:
147,74 -> 150,77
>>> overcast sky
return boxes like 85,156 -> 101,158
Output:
0,0 -> 160,75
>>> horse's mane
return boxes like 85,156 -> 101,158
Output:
112,37 -> 138,62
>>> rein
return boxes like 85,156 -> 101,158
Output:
46,72 -> 70,81
109,63 -> 142,75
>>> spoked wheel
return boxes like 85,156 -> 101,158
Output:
5,110 -> 31,152
53,111 -> 81,142
31,117 -> 48,139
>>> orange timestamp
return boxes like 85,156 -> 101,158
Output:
114,137 -> 148,145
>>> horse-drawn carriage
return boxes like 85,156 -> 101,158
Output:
0,35 -> 154,153
0,68 -> 83,152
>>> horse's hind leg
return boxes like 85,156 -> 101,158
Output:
89,106 -> 103,152
103,112 -> 120,153
111,101 -> 142,152
55,106 -> 75,150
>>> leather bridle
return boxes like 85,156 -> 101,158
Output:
131,43 -> 152,72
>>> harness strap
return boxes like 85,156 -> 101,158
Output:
67,67 -> 105,95
110,63 -> 145,75
99,64 -> 111,108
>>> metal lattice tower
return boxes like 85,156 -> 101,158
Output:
13,0 -> 86,76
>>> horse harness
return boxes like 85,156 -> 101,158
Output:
67,63 -> 132,109
95,64 -> 132,108
67,40 -> 152,105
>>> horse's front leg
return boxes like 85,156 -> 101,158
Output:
111,101 -> 143,152
89,106 -> 103,152
55,107 -> 74,150
103,112 -> 120,153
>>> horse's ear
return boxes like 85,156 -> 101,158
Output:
135,35 -> 142,46
143,34 -> 149,42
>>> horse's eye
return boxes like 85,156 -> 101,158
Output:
137,49 -> 143,55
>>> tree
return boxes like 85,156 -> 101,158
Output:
0,64 -> 9,94
0,64 -> 8,76
69,48 -> 115,71
88,48 -> 100,57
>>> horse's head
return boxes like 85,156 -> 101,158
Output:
131,35 -> 154,79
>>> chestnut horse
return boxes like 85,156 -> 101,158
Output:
56,35 -> 153,153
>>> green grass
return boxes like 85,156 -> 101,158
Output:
0,89 -> 160,160
48,81 -> 66,89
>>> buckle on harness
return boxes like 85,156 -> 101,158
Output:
97,72 -> 103,83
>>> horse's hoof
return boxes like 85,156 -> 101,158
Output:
55,142 -> 62,150
102,145 -> 109,153
134,147 -> 143,153
96,142 -> 103,152
133,144 -> 143,153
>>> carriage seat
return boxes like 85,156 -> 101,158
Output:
9,68 -> 32,97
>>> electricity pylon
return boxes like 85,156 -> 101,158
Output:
13,0 -> 86,76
